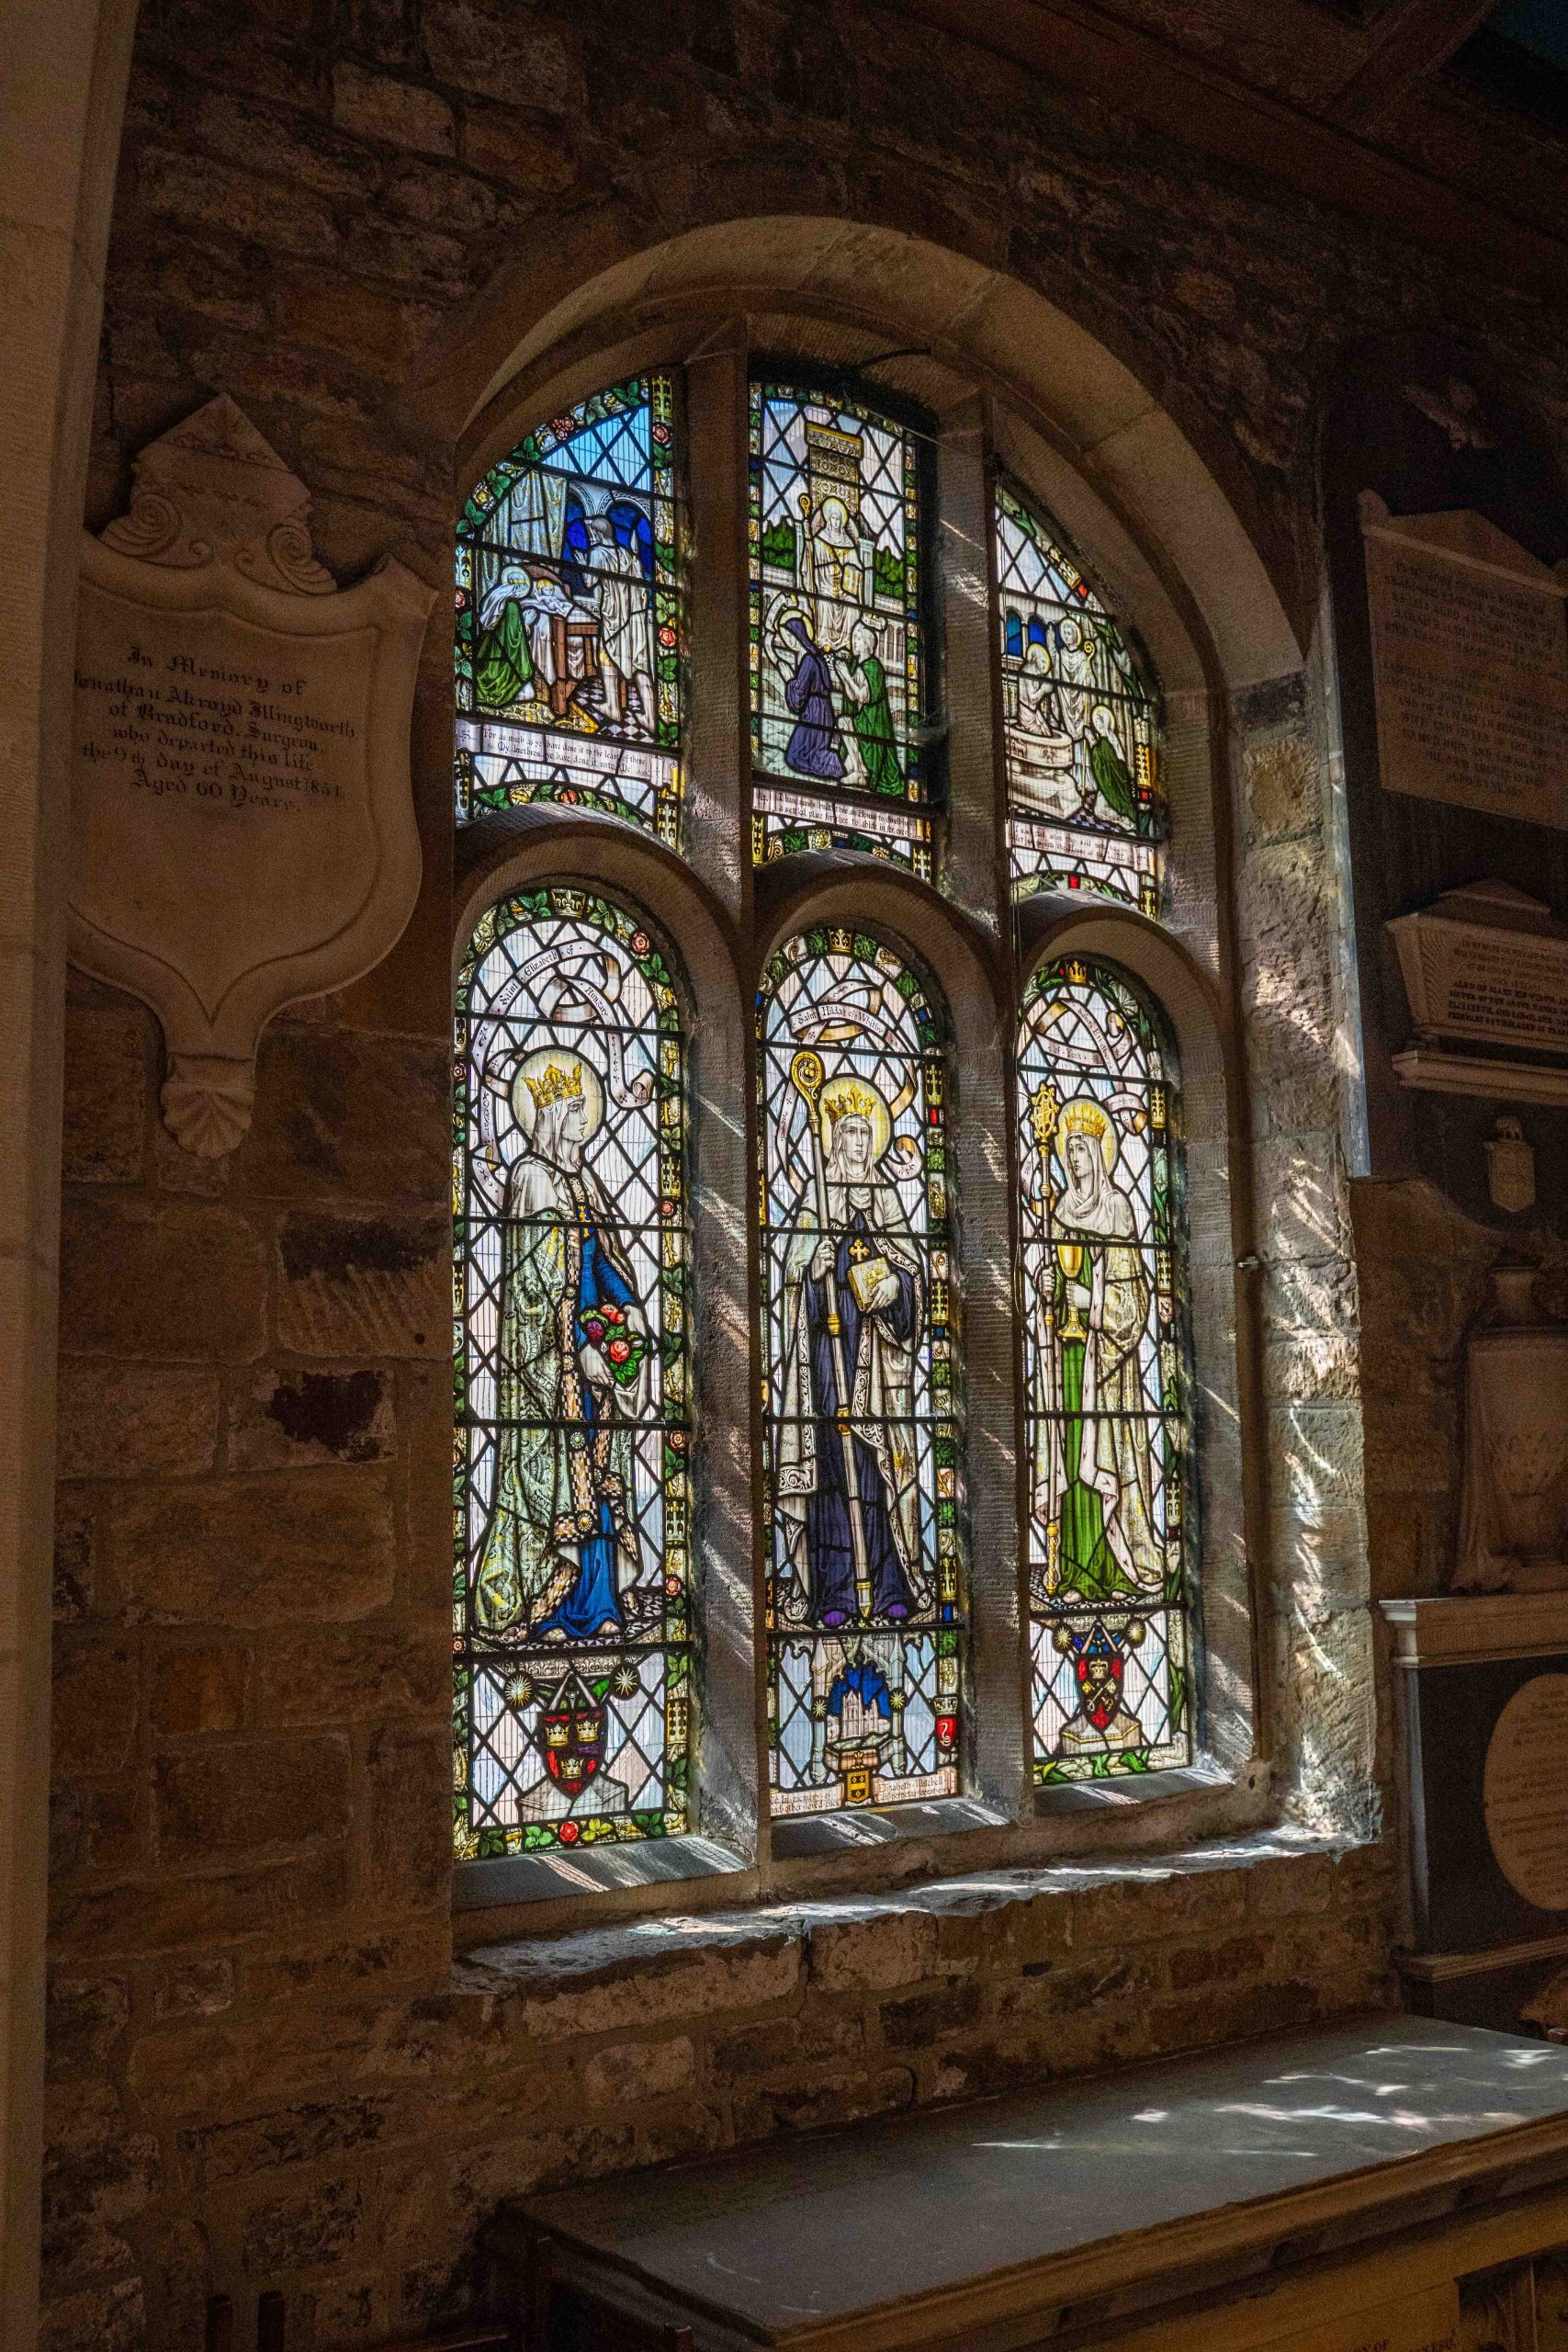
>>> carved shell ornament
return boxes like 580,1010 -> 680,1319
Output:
70,398 -> 434,1157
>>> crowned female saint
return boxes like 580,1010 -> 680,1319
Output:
476,1050 -> 653,1643
774,1077 -> 924,1628
1032,1094 -> 1164,1603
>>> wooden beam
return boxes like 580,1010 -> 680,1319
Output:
1328,0 -> 1501,128
899,0 -> 1568,298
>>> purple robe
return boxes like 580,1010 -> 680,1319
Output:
799,1208 -> 917,1625
782,617 -> 846,782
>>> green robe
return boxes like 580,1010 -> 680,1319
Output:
1089,732 -> 1135,824
852,654 -> 903,797
475,598 -> 535,712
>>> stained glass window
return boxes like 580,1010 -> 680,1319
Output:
1017,956 -> 1191,1783
453,888 -> 690,1857
758,928 -> 964,1814
750,384 -> 931,876
456,378 -> 684,844
995,479 -> 1162,915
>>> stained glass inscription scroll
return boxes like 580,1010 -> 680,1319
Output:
456,378 -> 684,843
1018,956 -> 1191,1783
759,929 -> 964,1814
750,385 -> 930,875
454,889 -> 690,1858
995,480 -> 1162,915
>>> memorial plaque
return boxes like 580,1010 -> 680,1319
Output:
1360,493 -> 1568,833
72,400 -> 433,1154
1484,1675 -> 1568,1911
1388,883 -> 1568,1060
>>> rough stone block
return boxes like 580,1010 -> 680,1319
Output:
877,1978 -> 983,2048
229,1366 -> 394,1469
333,62 -> 456,154
61,1196 -> 266,1362
51,1637 -> 139,1774
138,145 -> 343,254
45,1973 -> 131,2079
52,1848 -> 351,1962
582,2034 -> 695,2105
423,0 -> 582,108
508,1935 -> 802,2042
57,1363 -> 220,1479
52,1490 -> 96,1623
114,1469 -> 395,1624
707,2005 -> 864,2085
38,2278 -> 146,2352
1073,1865 -> 1247,1948
1247,1852 -> 1337,1917
62,1005 -> 152,1183
733,2062 -> 915,2142
153,1957 -> 235,2020
154,1733 -> 351,1864
236,1027 -> 449,1203
808,1906 -> 938,1994
151,1644 -> 247,1736
255,1623 -> 446,1724
276,1209 -> 447,1358
367,1723 -> 451,1908
41,2077 -> 160,2285
457,104 -> 580,189
1165,1930 -> 1271,1991
243,2175 -> 366,2274
1243,729 -> 1321,842
179,2093 -> 399,2189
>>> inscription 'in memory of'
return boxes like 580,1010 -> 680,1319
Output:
1362,507 -> 1568,833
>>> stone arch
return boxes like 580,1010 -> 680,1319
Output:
417,215 -> 1303,696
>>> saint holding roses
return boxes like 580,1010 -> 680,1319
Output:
476,1049 -> 656,1643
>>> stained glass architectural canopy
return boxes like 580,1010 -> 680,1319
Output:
1016,955 -> 1191,1782
750,384 -> 931,875
995,479 -> 1163,915
456,378 -> 684,843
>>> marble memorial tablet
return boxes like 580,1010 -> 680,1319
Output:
1484,1674 -> 1568,1912
1360,494 -> 1568,833
71,399 -> 433,1155
1388,882 -> 1568,1058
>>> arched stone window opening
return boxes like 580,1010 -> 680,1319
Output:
453,886 -> 693,1861
757,922 -> 966,1819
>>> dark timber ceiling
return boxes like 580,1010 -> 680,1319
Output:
903,0 -> 1568,294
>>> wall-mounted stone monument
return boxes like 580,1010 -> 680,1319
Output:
1388,881 -> 1568,1104
1456,1263 -> 1568,1596
1360,494 -> 1568,834
71,398 -> 434,1154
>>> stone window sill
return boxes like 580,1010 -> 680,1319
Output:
454,1832 -> 750,1912
1033,1758 -> 1233,1816
456,1826 -> 1376,1995
772,1793 -> 1011,1860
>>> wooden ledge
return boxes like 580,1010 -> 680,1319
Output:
487,2020 -> 1568,2351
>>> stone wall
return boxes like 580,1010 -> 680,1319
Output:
44,0 -> 1568,2343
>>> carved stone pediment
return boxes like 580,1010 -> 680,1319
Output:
72,400 -> 434,1155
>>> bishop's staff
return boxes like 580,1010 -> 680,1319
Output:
790,1049 -> 874,1622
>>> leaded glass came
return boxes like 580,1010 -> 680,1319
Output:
454,889 -> 690,1857
758,928 -> 964,1814
750,384 -> 931,875
1017,956 -> 1191,1782
995,479 -> 1162,914
456,378 -> 684,842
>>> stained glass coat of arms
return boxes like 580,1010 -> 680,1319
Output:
750,385 -> 930,874
758,929 -> 964,1814
995,479 -> 1162,914
454,890 -> 690,1857
1017,956 -> 1191,1782
456,378 -> 684,843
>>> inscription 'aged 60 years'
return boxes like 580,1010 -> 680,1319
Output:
1361,497 -> 1568,833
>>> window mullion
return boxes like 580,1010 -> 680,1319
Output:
682,321 -> 751,922
937,393 -> 1008,937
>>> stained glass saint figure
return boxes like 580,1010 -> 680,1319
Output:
455,890 -> 691,1859
750,386 -> 929,871
775,1067 -> 924,1631
761,928 -> 964,1815
476,1049 -> 657,1643
1018,955 -> 1191,1783
1029,1091 -> 1162,1604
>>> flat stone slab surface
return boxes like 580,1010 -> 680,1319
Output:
511,2019 -> 1568,2340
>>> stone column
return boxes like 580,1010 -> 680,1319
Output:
0,3 -> 136,2343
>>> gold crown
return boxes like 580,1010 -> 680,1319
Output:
525,1059 -> 583,1113
825,1080 -> 877,1125
1061,1099 -> 1110,1141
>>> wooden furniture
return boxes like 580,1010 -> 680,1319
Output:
484,2018 -> 1568,2351
547,614 -> 600,718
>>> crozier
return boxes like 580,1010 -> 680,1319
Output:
71,397 -> 434,1154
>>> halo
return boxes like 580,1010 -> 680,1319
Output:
1057,1096 -> 1118,1174
818,1073 -> 891,1162
511,1047 -> 604,1143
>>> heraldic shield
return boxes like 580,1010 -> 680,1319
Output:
70,397 -> 434,1156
